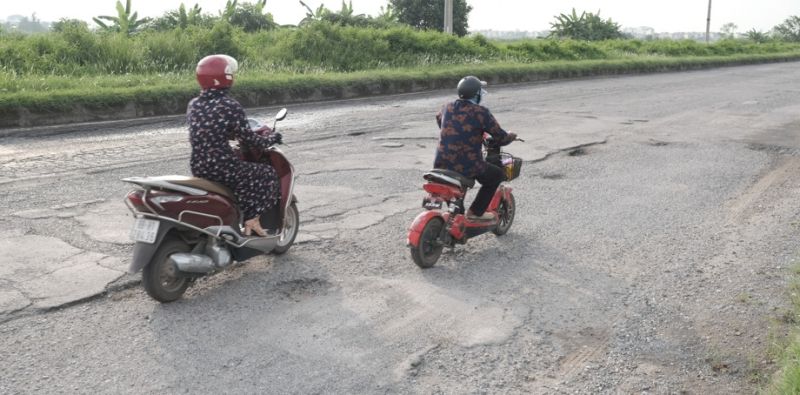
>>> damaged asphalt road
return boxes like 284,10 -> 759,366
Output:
1,62 -> 800,393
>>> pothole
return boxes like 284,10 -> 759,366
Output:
568,148 -> 587,157
648,139 -> 669,147
747,143 -> 800,156
541,173 -> 565,180
275,278 -> 331,300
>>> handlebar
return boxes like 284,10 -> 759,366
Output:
483,133 -> 523,148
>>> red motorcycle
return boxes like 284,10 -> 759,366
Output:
122,108 -> 299,302
407,135 -> 522,268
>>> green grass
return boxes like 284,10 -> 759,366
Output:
764,263 -> 800,394
2,52 -> 800,128
2,22 -> 800,127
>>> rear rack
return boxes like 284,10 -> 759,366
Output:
124,184 -> 277,249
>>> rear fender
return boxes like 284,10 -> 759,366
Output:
129,222 -> 177,273
407,210 -> 445,247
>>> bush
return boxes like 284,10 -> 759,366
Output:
1,21 -> 800,78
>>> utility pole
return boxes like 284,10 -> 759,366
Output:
705,0 -> 712,43
444,0 -> 453,34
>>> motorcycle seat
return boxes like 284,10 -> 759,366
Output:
423,169 -> 475,189
156,175 -> 236,202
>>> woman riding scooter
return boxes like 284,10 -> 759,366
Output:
434,76 -> 517,221
187,54 -> 283,236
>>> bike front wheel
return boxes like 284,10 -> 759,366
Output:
492,194 -> 516,236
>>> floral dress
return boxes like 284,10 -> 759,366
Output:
187,88 -> 281,221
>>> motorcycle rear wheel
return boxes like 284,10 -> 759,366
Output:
492,194 -> 516,236
410,217 -> 445,268
142,237 -> 191,303
272,202 -> 299,255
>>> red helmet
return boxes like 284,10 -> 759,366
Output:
196,54 -> 238,89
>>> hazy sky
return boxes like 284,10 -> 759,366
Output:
3,0 -> 797,33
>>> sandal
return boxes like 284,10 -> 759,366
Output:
243,217 -> 267,237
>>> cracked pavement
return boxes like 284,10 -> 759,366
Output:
2,62 -> 800,393
0,83 -> 607,320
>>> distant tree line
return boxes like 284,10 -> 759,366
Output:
2,0 -> 800,43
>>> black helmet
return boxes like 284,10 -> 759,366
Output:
457,76 -> 487,102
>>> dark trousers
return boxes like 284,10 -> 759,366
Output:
469,163 -> 505,216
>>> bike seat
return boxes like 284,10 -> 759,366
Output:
126,175 -> 236,202
423,169 -> 475,189
164,176 -> 236,202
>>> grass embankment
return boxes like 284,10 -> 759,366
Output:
765,264 -> 800,393
2,22 -> 800,128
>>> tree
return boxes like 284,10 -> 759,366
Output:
549,8 -> 624,41
221,0 -> 277,32
745,29 -> 770,43
147,3 -> 212,31
93,0 -> 150,35
720,22 -> 738,38
299,1 -> 392,28
6,14 -> 49,33
774,15 -> 800,42
51,18 -> 89,33
389,0 -> 472,36
376,4 -> 398,24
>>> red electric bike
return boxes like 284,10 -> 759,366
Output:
122,108 -> 299,302
407,135 -> 523,268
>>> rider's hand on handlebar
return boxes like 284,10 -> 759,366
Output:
254,125 -> 272,136
271,132 -> 283,145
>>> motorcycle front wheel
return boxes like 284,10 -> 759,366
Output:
142,237 -> 191,303
492,194 -> 516,236
272,202 -> 299,255
410,217 -> 445,269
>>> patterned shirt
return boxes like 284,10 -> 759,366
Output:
434,100 -> 510,178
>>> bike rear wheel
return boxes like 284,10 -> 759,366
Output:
142,237 -> 191,303
410,217 -> 445,268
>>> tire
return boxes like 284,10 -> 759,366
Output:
410,217 -> 445,269
142,237 -> 191,303
492,193 -> 516,236
272,202 -> 299,255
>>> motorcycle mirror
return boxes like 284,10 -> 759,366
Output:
275,108 -> 288,121
272,108 -> 288,132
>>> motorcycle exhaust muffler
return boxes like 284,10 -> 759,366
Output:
168,253 -> 216,274
168,241 -> 234,274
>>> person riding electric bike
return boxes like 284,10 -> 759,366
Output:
434,76 -> 517,222
187,54 -> 283,237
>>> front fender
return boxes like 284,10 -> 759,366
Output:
407,210 -> 444,247
501,185 -> 513,202
128,222 -> 176,274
